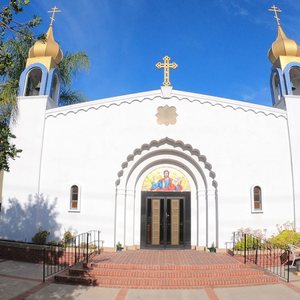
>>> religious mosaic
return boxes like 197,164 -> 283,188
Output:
142,167 -> 190,192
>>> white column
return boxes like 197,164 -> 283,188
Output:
197,189 -> 206,246
207,189 -> 216,248
125,189 -> 135,246
134,191 -> 141,247
114,188 -> 126,247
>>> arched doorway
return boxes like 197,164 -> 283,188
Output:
140,167 -> 191,248
114,138 -> 218,250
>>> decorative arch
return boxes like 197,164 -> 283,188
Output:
46,68 -> 61,104
114,137 -> 219,249
19,63 -> 48,96
270,67 -> 286,105
284,62 -> 300,95
115,137 -> 217,188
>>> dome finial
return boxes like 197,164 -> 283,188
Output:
267,5 -> 300,66
26,6 -> 63,70
48,6 -> 61,27
268,4 -> 282,26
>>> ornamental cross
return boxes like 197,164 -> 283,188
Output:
156,56 -> 178,86
268,5 -> 282,26
48,6 -> 61,26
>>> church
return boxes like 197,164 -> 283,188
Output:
1,6 -> 300,251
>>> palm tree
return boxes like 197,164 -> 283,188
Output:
0,29 -> 90,119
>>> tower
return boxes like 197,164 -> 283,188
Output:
268,5 -> 300,109
18,7 -> 63,106
3,8 -> 63,202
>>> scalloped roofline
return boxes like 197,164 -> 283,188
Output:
30,88 -> 287,119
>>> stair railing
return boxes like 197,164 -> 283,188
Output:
228,232 -> 290,282
43,230 -> 103,282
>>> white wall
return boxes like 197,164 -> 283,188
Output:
2,89 -> 295,248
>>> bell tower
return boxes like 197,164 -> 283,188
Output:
3,7 -> 64,202
18,6 -> 63,106
268,5 -> 300,109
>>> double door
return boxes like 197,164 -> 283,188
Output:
140,192 -> 191,248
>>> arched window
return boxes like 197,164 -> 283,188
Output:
272,73 -> 281,103
25,68 -> 42,96
70,185 -> 79,211
253,186 -> 262,212
290,67 -> 300,95
50,74 -> 60,102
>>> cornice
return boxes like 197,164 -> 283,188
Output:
44,90 -> 287,120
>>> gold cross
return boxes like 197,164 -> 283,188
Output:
156,56 -> 178,86
48,6 -> 61,26
268,4 -> 282,26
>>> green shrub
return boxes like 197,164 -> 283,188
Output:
63,231 -> 74,245
31,228 -> 50,244
234,236 -> 260,251
116,241 -> 123,251
268,230 -> 300,248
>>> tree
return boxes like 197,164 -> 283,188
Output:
0,119 -> 22,171
0,30 -> 90,115
0,0 -> 40,171
0,1 -> 89,171
1,0 -> 42,76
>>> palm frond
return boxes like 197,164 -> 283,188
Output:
4,30 -> 34,81
59,51 -> 90,86
0,80 -> 19,121
59,88 -> 88,106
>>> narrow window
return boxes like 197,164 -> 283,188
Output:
50,74 -> 60,102
290,67 -> 300,95
253,186 -> 262,211
272,73 -> 281,103
25,68 -> 42,96
70,185 -> 79,210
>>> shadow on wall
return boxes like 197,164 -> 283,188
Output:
0,194 -> 61,242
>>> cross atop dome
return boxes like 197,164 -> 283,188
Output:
268,5 -> 282,26
48,6 -> 61,26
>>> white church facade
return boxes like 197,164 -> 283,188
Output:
1,9 -> 300,250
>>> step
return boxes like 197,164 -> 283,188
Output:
89,262 -> 247,271
94,275 -> 278,288
84,268 -> 264,279
54,251 -> 280,289
55,273 -> 97,286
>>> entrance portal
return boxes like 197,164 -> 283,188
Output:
140,191 -> 191,249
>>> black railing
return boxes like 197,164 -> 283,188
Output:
228,232 -> 290,282
0,230 -> 103,282
43,230 -> 103,282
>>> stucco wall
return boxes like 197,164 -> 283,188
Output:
2,89 -> 295,248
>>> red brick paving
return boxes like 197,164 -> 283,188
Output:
10,281 -> 52,300
204,287 -> 219,300
55,250 -> 279,289
283,282 -> 300,294
0,273 -> 41,282
92,250 -> 241,266
115,288 -> 128,300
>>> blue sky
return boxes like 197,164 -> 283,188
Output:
9,0 -> 300,106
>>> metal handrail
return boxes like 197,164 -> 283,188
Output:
228,232 -> 291,282
42,230 -> 103,282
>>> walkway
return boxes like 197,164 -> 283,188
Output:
0,253 -> 300,299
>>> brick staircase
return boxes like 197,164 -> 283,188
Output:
54,250 -> 279,288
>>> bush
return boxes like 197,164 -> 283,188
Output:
63,231 -> 74,245
234,235 -> 260,251
268,230 -> 300,249
31,228 -> 50,244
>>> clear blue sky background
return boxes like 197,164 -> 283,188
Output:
9,0 -> 300,106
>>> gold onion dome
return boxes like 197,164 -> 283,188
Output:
28,25 -> 63,65
268,25 -> 300,64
